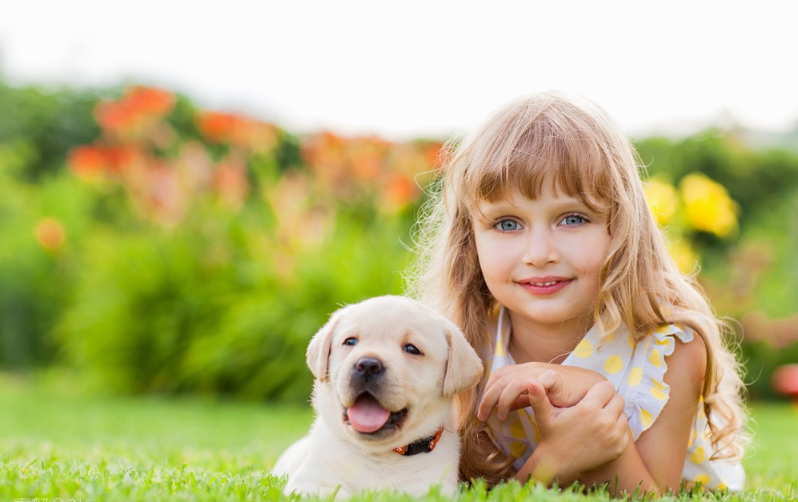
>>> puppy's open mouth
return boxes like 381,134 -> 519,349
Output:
343,393 -> 408,435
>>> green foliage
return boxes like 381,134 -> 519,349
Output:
0,151 -> 92,366
0,80 -> 100,179
56,204 -> 410,401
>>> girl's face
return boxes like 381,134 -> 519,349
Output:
472,181 -> 612,336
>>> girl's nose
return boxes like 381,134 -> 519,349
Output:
523,227 -> 559,267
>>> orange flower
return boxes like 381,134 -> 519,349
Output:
67,145 -> 108,178
95,100 -> 139,133
103,145 -> 142,174
196,111 -> 277,152
125,86 -> 175,116
383,173 -> 419,212
35,218 -> 66,252
197,112 -> 240,144
95,85 -> 175,136
67,144 -> 141,178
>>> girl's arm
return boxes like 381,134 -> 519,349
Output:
579,337 -> 706,495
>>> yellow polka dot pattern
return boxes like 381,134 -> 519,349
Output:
573,338 -> 593,358
650,379 -> 668,400
691,446 -> 706,464
693,474 -> 711,486
628,367 -> 643,386
604,355 -> 624,374
640,408 -> 653,428
651,387 -> 667,400
649,347 -> 662,367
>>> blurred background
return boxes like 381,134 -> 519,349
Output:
1,0 -> 797,405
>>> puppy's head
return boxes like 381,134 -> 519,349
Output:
306,296 -> 483,448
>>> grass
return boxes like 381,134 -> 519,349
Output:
0,372 -> 796,501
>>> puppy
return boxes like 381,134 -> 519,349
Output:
272,295 -> 483,499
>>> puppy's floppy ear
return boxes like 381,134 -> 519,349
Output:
442,321 -> 484,397
306,306 -> 348,382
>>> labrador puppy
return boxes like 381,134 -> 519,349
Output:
272,295 -> 483,499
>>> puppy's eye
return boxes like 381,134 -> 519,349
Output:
343,337 -> 358,347
403,344 -> 423,356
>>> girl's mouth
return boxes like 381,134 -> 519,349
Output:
519,278 -> 573,295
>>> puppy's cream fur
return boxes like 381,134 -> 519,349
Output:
273,296 -> 483,498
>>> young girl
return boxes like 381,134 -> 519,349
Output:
407,91 -> 748,495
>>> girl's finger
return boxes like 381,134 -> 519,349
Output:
537,369 -> 569,406
478,366 -> 535,420
478,374 -> 516,420
576,380 -> 616,410
477,383 -> 500,421
526,379 -> 554,425
484,363 -> 527,388
604,392 -> 626,418
495,378 -> 533,420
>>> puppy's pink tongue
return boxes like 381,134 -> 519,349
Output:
347,394 -> 390,433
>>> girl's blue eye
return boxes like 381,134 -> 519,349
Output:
561,214 -> 587,226
495,219 -> 520,231
343,337 -> 358,346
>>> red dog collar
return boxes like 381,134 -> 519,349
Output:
393,427 -> 445,456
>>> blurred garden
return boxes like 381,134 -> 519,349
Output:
1,77 -> 798,405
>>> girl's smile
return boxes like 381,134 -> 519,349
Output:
518,276 -> 573,295
472,181 -> 612,346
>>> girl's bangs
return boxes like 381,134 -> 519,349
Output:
460,122 -> 614,217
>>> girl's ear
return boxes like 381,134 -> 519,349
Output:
442,322 -> 484,397
306,307 -> 348,382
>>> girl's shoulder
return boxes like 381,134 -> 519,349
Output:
637,323 -> 707,376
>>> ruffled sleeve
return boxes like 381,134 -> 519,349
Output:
625,324 -> 694,439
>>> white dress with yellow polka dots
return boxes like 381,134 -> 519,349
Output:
483,307 -> 745,491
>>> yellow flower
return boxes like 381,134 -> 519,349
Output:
680,173 -> 739,238
644,179 -> 679,225
666,239 -> 700,273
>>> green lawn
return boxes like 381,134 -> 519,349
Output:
1,372 -> 796,501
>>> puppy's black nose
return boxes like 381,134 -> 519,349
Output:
354,357 -> 384,380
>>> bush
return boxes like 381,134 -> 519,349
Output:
57,203 -> 412,401
42,84 -> 437,402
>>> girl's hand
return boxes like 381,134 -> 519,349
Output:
477,363 -> 607,421
517,379 -> 630,484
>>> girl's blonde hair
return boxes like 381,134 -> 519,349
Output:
406,91 -> 748,484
